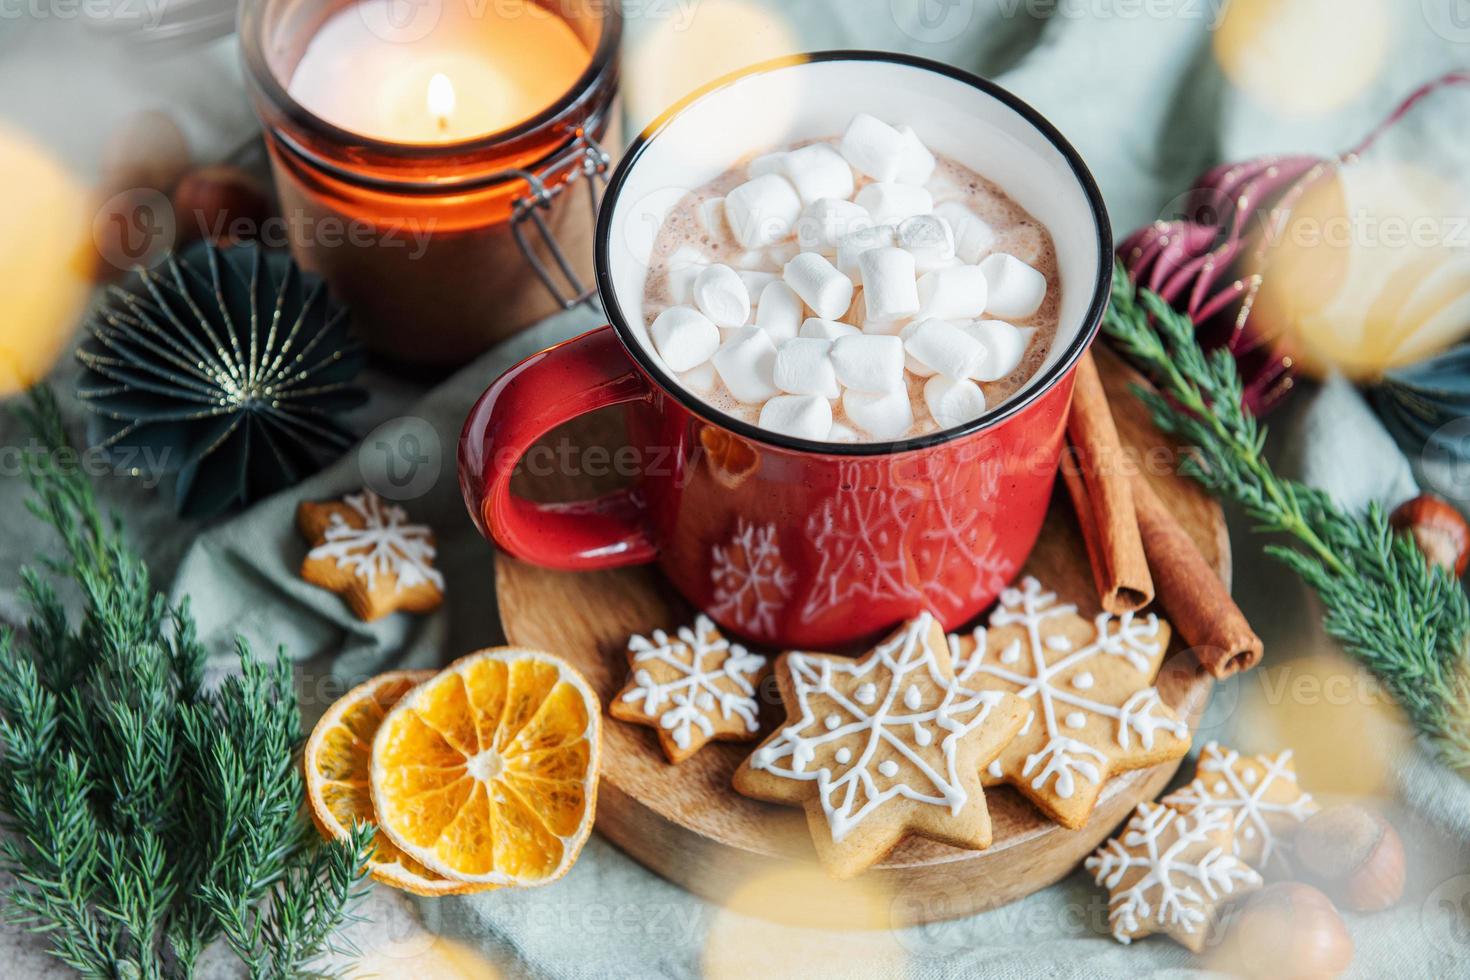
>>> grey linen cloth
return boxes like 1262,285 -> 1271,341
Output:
4,2 -> 1470,977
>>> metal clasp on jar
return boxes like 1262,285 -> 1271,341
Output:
508,127 -> 612,310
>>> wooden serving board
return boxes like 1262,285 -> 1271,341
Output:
495,348 -> 1227,928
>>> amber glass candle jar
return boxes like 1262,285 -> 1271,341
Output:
240,0 -> 621,366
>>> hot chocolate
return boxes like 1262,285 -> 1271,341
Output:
639,113 -> 1062,443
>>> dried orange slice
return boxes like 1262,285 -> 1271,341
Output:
371,648 -> 601,887
305,671 -> 490,896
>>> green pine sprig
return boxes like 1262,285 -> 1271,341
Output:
1104,262 -> 1470,770
0,387 -> 374,979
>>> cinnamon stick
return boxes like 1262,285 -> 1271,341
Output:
1063,352 -> 1154,614
1132,473 -> 1263,678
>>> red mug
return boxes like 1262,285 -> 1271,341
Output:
459,52 -> 1112,650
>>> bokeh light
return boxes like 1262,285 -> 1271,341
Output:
1214,0 -> 1390,117
0,124 -> 93,397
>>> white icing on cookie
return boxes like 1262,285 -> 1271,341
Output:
620,615 -> 767,750
749,613 -> 1011,842
951,577 -> 1186,799
308,490 -> 444,592
1164,742 -> 1317,872
1086,803 -> 1262,944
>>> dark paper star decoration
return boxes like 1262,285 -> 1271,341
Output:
76,241 -> 367,518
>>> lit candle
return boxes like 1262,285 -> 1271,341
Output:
243,0 -> 621,364
285,0 -> 593,144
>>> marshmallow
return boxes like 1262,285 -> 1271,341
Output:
735,250 -> 767,270
725,174 -> 802,249
736,269 -> 780,298
682,361 -> 717,392
698,197 -> 728,238
897,215 -> 956,271
855,183 -> 934,226
666,245 -> 709,304
843,387 -> 914,440
839,113 -> 908,183
827,421 -> 860,443
650,306 -> 720,373
836,224 -> 896,283
712,326 -> 779,403
980,253 -> 1047,320
783,251 -> 854,321
858,247 -> 920,322
773,337 -> 840,399
899,320 -> 935,376
934,202 -> 997,264
755,281 -> 803,341
904,317 -> 986,380
800,317 -> 860,341
796,198 -> 873,252
896,126 -> 937,185
748,151 -> 787,177
831,334 -> 904,393
917,266 -> 989,320
962,319 -> 1034,382
924,375 -> 988,429
781,143 -> 855,206
759,394 -> 833,441
692,264 -> 751,328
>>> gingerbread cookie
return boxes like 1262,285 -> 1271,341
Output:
949,576 -> 1190,829
1163,741 -> 1318,876
1086,801 -> 1263,951
610,614 -> 770,764
298,490 -> 444,621
733,613 -> 1029,879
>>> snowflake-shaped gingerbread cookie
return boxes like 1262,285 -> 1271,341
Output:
610,615 -> 770,764
297,490 -> 444,621
1086,802 -> 1263,951
1163,741 -> 1318,876
734,613 -> 1029,879
949,576 -> 1191,829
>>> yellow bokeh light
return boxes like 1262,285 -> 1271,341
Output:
0,125 -> 94,397
349,935 -> 501,980
1230,650 -> 1410,798
703,864 -> 910,979
1215,0 -> 1390,117
1252,159 -> 1470,380
624,0 -> 800,129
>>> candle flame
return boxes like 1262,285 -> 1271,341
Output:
427,72 -> 456,127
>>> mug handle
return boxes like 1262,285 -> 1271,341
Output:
458,325 -> 658,571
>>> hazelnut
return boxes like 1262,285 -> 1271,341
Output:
1216,883 -> 1353,979
171,165 -> 274,247
100,109 -> 191,197
1389,494 -> 1470,578
1294,804 -> 1405,912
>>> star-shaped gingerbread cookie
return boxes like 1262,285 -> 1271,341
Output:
297,490 -> 444,621
1086,801 -> 1263,951
1163,741 -> 1318,876
610,614 -> 770,764
949,576 -> 1191,829
733,612 -> 1029,879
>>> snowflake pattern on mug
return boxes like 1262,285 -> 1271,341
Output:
709,518 -> 795,637
1086,802 -> 1263,951
949,576 -> 1190,829
297,489 -> 444,621
609,615 -> 770,764
799,454 -> 1014,628
1163,742 -> 1318,876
